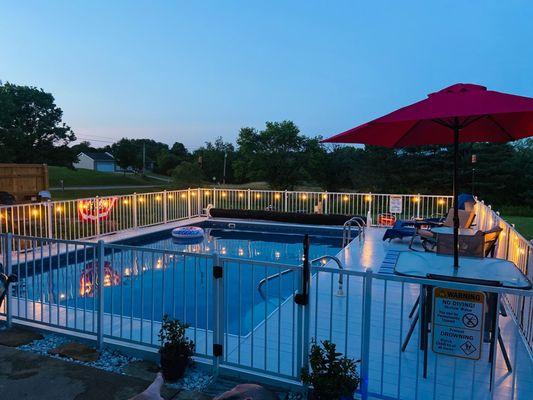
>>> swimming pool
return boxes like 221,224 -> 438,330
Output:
12,220 -> 345,339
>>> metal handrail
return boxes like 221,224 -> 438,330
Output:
311,255 -> 345,296
258,254 -> 346,300
258,268 -> 294,301
342,216 -> 365,247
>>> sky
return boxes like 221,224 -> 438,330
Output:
1,1 -> 532,150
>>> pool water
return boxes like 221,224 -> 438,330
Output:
14,221 -> 344,337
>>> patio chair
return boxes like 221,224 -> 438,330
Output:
408,208 -> 476,251
435,226 -> 503,257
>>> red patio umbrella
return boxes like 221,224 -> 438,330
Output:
323,83 -> 533,268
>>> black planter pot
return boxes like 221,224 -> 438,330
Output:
159,350 -> 189,382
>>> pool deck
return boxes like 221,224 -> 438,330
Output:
224,226 -> 533,399
4,220 -> 533,399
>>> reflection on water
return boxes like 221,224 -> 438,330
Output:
14,228 -> 342,335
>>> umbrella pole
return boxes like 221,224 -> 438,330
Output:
453,126 -> 460,269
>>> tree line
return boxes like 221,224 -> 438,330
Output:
1,83 -> 532,209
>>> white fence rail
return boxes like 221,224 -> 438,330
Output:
1,234 -> 531,399
0,188 -> 454,242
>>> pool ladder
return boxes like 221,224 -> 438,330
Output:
342,216 -> 366,247
258,255 -> 345,300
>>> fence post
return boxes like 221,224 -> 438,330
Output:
163,190 -> 168,224
5,232 -> 13,328
284,190 -> 288,212
95,196 -> 101,238
212,252 -> 224,376
213,187 -> 217,208
96,240 -> 105,351
187,188 -> 192,219
197,188 -> 201,215
133,193 -> 138,229
360,269 -> 373,400
416,193 -> 421,218
247,189 -> 251,210
323,191 -> 328,215
46,201 -> 53,239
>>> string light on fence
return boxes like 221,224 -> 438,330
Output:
155,195 -> 162,202
365,195 -> 372,202
322,193 -> 328,199
438,198 -> 445,205
238,192 -> 244,198
343,196 -> 349,202
301,194 -> 308,200
123,199 -> 129,205
204,191 -> 211,197
31,209 -> 40,217
191,191 -> 197,197
180,193 -> 187,199
55,206 -> 63,214
255,193 -> 261,199
274,193 -> 281,200
138,197 -> 145,203
221,192 -> 227,198
412,196 -> 420,203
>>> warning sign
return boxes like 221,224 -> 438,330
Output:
389,195 -> 403,214
432,288 -> 485,360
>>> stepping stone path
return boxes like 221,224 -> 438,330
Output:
48,342 -> 99,362
0,327 -> 43,347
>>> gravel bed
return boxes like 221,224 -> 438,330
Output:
18,333 -> 213,392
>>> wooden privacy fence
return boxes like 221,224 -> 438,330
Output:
0,164 -> 48,201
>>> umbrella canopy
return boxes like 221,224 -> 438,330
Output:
323,83 -> 533,268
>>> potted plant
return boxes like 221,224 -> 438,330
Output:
158,314 -> 195,382
301,340 -> 360,400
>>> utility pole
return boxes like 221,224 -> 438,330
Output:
222,151 -> 227,184
142,143 -> 146,175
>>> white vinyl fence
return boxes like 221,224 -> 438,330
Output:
1,233 -> 531,399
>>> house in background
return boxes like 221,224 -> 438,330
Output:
74,152 -> 117,172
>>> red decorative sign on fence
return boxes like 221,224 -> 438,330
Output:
77,197 -> 117,221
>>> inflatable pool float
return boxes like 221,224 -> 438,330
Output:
171,226 -> 205,243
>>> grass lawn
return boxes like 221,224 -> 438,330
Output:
48,166 -> 162,187
50,186 -> 177,200
502,216 -> 533,240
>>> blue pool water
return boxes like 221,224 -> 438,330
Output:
14,221 -> 344,337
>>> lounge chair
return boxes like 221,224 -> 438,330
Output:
408,208 -> 476,251
382,194 -> 475,242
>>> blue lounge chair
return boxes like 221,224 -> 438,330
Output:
382,194 -> 475,242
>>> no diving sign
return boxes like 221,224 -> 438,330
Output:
432,288 -> 485,360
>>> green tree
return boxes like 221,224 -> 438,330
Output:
0,82 -> 76,165
171,161 -> 205,186
193,137 -> 234,183
235,121 -> 306,189
112,138 -> 142,171
156,150 -> 182,175
170,141 -> 189,161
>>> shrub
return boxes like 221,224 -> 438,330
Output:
158,314 -> 195,359
301,340 -> 360,399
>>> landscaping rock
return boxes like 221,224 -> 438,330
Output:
214,383 -> 278,400
48,341 -> 99,362
0,327 -> 43,347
